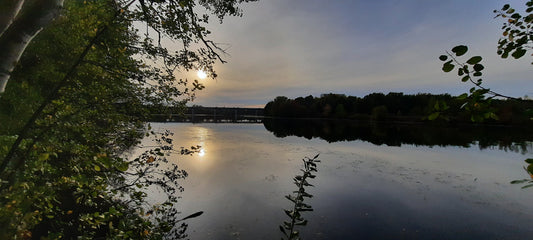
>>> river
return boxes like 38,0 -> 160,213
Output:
141,121 -> 533,239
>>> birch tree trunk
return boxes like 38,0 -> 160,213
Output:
0,0 -> 64,93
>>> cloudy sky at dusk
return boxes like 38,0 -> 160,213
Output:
181,0 -> 531,108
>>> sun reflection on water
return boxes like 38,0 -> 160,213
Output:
194,127 -> 209,159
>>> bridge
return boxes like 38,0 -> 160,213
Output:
151,107 -> 265,123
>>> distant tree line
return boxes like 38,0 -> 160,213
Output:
264,93 -> 533,124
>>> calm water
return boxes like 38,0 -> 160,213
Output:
144,122 -> 533,239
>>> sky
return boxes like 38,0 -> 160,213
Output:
179,0 -> 532,108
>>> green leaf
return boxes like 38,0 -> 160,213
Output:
461,76 -> 470,82
512,48 -> 527,59
94,165 -> 101,171
116,162 -> 129,172
502,4 -> 510,11
439,55 -> 448,61
489,112 -> 499,120
38,153 -> 50,161
525,158 -> 533,164
457,93 -> 468,100
466,56 -> 482,64
501,51 -> 509,58
451,45 -> 468,56
522,184 -> 533,189
511,179 -> 529,184
428,112 -> 440,121
473,64 -> 484,72
462,65 -> 469,74
442,61 -> 454,72
473,72 -> 482,77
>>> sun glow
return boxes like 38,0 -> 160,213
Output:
198,149 -> 206,157
197,70 -> 207,79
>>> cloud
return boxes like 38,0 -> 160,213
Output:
187,0 -> 531,107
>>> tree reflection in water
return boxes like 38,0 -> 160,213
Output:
263,118 -> 533,154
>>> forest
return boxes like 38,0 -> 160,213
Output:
0,0 -> 255,239
264,93 -> 533,124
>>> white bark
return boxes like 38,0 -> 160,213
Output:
0,0 -> 25,36
0,0 -> 64,93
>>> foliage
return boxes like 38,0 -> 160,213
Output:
439,1 -> 533,122
439,1 -> 533,191
439,46 -> 505,122
494,2 -> 533,64
280,154 -> 320,240
0,0 -> 255,238
264,93 -> 533,124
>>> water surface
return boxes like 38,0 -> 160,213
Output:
146,122 -> 533,239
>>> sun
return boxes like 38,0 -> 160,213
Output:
198,149 -> 206,157
197,70 -> 207,79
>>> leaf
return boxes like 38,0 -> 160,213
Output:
180,211 -> 203,221
466,56 -> 482,64
442,61 -> 454,72
439,55 -> 448,61
451,45 -> 468,56
457,93 -> 468,100
525,158 -> 533,164
94,165 -> 101,171
521,184 -> 533,189
457,68 -> 464,76
502,4 -> 510,11
461,76 -> 470,82
295,220 -> 308,226
38,153 -> 50,161
428,112 -> 440,121
284,209 -> 294,218
280,225 -> 287,235
116,162 -> 129,172
462,65 -> 469,74
512,48 -> 527,59
501,51 -> 509,58
473,64 -> 484,72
